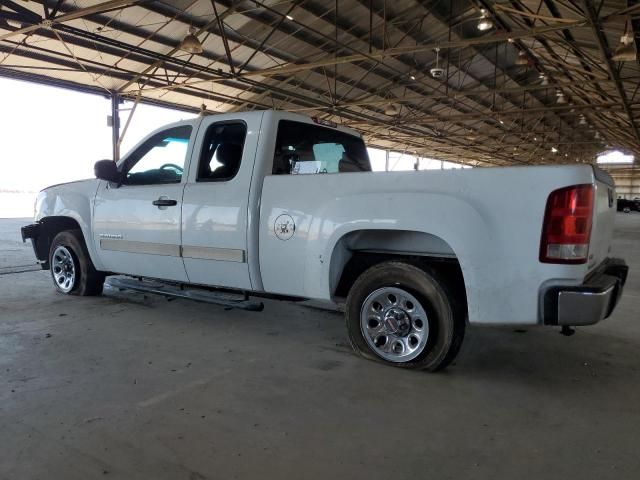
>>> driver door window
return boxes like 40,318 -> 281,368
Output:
122,125 -> 192,185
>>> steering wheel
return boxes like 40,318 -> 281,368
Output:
159,163 -> 184,173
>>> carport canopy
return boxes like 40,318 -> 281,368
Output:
0,0 -> 639,166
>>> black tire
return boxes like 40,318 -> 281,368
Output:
623,207 -> 631,213
345,261 -> 465,371
49,230 -> 105,296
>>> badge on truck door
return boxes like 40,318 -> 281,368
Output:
274,214 -> 295,241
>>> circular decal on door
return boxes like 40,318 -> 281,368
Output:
274,214 -> 295,241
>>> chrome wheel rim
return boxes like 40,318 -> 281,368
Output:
360,287 -> 429,362
52,246 -> 76,293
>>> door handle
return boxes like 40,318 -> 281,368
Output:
152,198 -> 177,207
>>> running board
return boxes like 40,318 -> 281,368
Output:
106,277 -> 264,312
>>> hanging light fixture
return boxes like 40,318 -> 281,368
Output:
515,50 -> 528,66
612,33 -> 637,62
579,115 -> 587,126
180,26 -> 203,54
477,9 -> 494,31
5,19 -> 23,29
556,90 -> 566,104
539,74 -> 548,86
385,104 -> 400,116
430,47 -> 445,79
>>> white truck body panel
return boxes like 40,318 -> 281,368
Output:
258,165 -> 599,324
181,112 -> 264,290
31,110 -> 621,327
93,182 -> 188,282
589,171 -> 617,271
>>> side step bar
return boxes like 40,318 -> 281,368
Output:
106,277 -> 264,312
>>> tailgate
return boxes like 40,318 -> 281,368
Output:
589,168 -> 616,272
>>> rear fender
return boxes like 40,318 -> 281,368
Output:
308,193 -> 491,319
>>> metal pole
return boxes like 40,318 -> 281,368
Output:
111,93 -> 121,161
385,150 -> 389,172
117,93 -> 141,156
368,0 -> 373,54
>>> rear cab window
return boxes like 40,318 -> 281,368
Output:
272,120 -> 371,175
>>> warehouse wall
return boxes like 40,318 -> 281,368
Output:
603,165 -> 640,199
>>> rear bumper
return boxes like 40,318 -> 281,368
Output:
543,258 -> 628,326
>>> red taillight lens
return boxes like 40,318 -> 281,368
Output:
540,184 -> 594,264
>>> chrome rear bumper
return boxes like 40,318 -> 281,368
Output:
543,258 -> 628,326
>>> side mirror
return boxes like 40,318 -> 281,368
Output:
94,160 -> 121,183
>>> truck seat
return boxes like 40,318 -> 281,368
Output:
210,143 -> 242,180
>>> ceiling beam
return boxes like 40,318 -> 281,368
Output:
237,21 -> 588,78
582,0 -> 640,146
285,80 -> 618,111
0,0 -> 146,41
346,101 -> 635,125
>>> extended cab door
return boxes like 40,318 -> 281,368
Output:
93,122 -> 198,282
180,113 -> 262,289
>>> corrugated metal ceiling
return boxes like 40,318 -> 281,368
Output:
0,0 -> 638,166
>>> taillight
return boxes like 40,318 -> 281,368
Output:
539,184 -> 594,264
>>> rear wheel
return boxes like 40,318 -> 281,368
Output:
49,230 -> 105,296
345,261 -> 465,371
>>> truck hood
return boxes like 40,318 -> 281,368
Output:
41,178 -> 96,192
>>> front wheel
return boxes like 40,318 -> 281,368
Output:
345,262 -> 465,371
49,230 -> 105,296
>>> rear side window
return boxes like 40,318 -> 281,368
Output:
197,122 -> 247,182
272,120 -> 371,175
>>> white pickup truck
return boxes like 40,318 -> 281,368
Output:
22,110 -> 628,370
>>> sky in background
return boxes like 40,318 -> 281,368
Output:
597,150 -> 634,164
0,77 -> 196,193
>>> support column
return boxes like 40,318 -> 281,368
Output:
111,93 -> 121,161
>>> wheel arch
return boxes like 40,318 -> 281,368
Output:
329,229 -> 468,315
33,216 -> 87,269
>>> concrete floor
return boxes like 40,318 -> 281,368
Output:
1,214 -> 639,480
